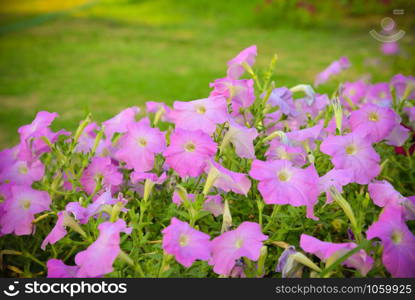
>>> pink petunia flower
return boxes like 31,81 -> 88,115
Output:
205,161 -> 251,195
0,159 -> 44,185
202,195 -> 224,217
265,87 -> 296,116
210,222 -> 268,275
341,80 -> 368,110
169,96 -> 228,136
265,140 -> 307,167
227,45 -> 257,79
47,259 -> 80,278
349,103 -> 398,143
320,131 -> 380,184
41,211 -> 70,250
210,78 -> 255,112
314,56 -> 350,86
319,169 -> 353,203
404,107 -> 415,123
163,129 -> 217,177
80,156 -> 123,195
222,120 -> 258,159
75,219 -> 132,277
300,234 -> 374,276
146,101 -> 173,123
391,74 -> 415,100
114,121 -> 165,173
102,106 -> 140,140
249,160 -> 320,220
162,217 -> 211,267
366,206 -> 415,277
0,185 -> 51,235
365,83 -> 393,107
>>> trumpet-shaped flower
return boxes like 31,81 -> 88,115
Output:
47,259 -> 80,278
365,83 -> 393,107
205,161 -> 251,195
163,129 -> 217,177
169,96 -> 228,135
391,74 -> 415,100
0,185 -> 51,235
222,120 -> 258,159
319,169 -> 353,203
320,131 -> 380,184
349,103 -> 398,143
210,78 -> 255,112
300,234 -> 373,276
80,157 -> 123,195
203,195 -> 224,217
41,211 -> 70,250
249,159 -> 320,220
265,140 -> 307,167
210,222 -> 268,275
314,56 -> 350,86
366,206 -> 415,277
75,219 -> 132,277
227,45 -> 257,79
115,121 -> 165,172
341,80 -> 367,109
102,106 -> 140,140
162,217 -> 211,267
0,159 -> 44,185
265,87 -> 296,116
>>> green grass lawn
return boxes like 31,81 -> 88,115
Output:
0,0 -> 409,147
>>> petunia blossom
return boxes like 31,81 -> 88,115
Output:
319,169 -> 353,203
221,120 -> 258,159
341,80 -> 368,110
314,56 -> 350,86
210,78 -> 255,112
163,129 -> 217,177
227,45 -> 257,79
80,156 -> 123,195
300,234 -> 373,276
205,161 -> 251,195
349,103 -> 398,143
249,159 -> 320,220
75,219 -> 132,277
391,74 -> 415,100
47,259 -> 80,278
320,131 -> 380,184
162,217 -> 211,267
102,106 -> 140,140
169,96 -> 228,135
0,185 -> 51,235
366,206 -> 415,277
41,211 -> 70,250
265,139 -> 307,167
210,222 -> 268,275
114,121 -> 165,173
0,159 -> 44,185
365,83 -> 393,107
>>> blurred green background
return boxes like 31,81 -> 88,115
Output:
0,0 -> 414,147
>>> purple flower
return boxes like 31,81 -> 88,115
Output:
227,45 -> 257,79
391,74 -> 415,100
319,169 -> 353,203
265,87 -> 296,116
75,219 -> 132,277
300,234 -> 373,276
41,211 -> 70,250
265,140 -> 307,167
0,159 -> 44,185
404,107 -> 415,124
169,96 -> 228,135
162,217 -> 211,267
146,101 -> 172,123
205,161 -> 251,195
210,78 -> 255,112
249,160 -> 320,220
210,222 -> 267,275
114,121 -> 165,172
320,131 -> 380,184
365,83 -> 393,107
385,123 -> 410,147
0,185 -> 51,235
203,195 -> 224,217
381,42 -> 399,55
222,120 -> 258,159
369,180 -> 405,208
102,107 -> 140,140
366,206 -> 415,277
47,259 -> 79,278
341,80 -> 368,109
74,122 -> 100,154
163,129 -> 217,177
314,56 -> 350,86
80,157 -> 123,195
349,103 -> 398,143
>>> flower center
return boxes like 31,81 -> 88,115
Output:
349,88 -> 356,96
18,165 -> 28,175
391,230 -> 403,244
21,199 -> 31,210
368,112 -> 379,122
235,238 -> 244,249
179,234 -> 189,247
196,105 -> 206,114
184,142 -> 196,152
137,137 -> 148,147
379,92 -> 386,99
345,144 -> 357,155
0,195 -> 4,204
277,169 -> 291,182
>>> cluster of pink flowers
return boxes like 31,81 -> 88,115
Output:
0,46 -> 414,278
